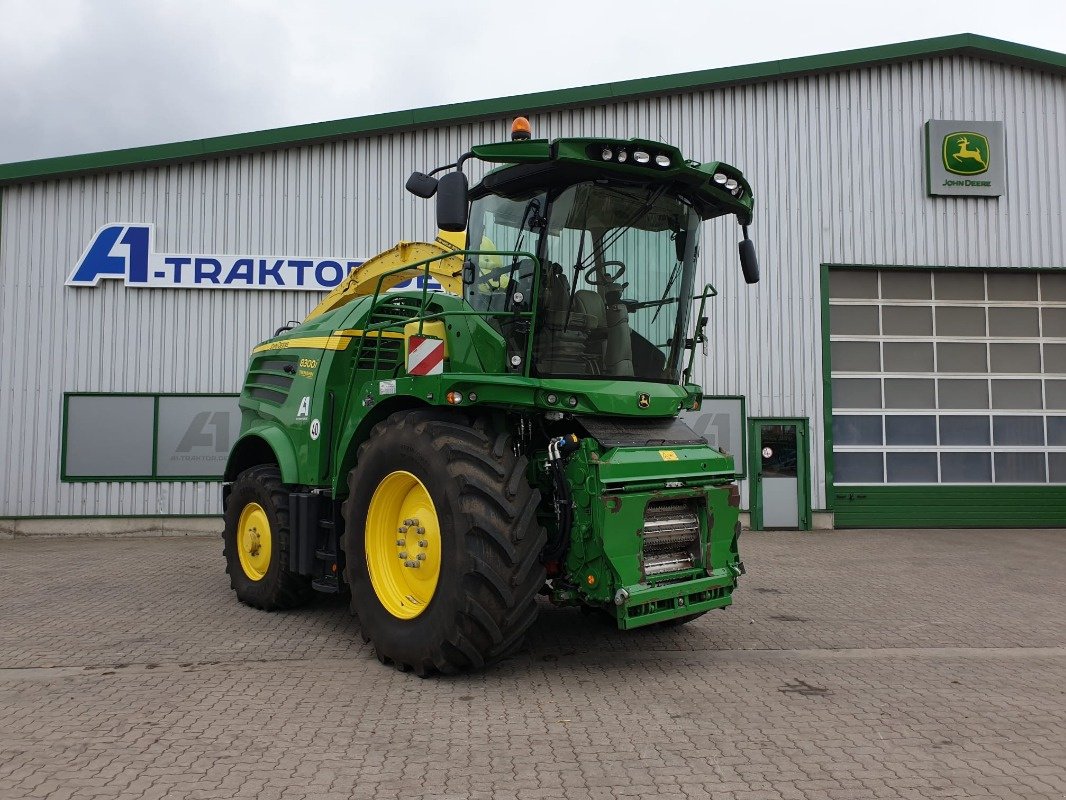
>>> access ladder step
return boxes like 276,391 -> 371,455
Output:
311,575 -> 340,594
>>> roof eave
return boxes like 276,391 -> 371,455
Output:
2,33 -> 1064,187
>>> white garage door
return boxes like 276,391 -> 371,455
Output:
829,269 -> 1066,486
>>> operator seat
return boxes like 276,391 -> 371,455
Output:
569,287 -> 635,376
536,267 -> 590,374
535,265 -> 635,376
601,281 -> 635,376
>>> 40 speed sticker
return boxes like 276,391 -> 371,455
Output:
310,419 -> 321,440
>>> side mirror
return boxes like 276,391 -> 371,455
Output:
739,238 -> 760,284
405,171 -> 438,198
436,171 -> 469,232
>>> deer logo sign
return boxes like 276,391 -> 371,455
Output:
942,132 -> 990,176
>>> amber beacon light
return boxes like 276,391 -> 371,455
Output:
511,117 -> 532,140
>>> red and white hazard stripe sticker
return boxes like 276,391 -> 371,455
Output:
407,336 -> 445,375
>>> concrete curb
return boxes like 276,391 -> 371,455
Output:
0,517 -> 223,539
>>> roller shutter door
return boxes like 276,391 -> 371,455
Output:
827,268 -> 1066,527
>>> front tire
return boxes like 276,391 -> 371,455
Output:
223,464 -> 311,610
342,410 -> 546,676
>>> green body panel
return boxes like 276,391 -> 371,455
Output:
594,443 -> 735,486
548,438 -> 741,628
234,302 -> 366,486
227,426 -> 301,484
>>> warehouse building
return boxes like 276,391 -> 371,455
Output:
1,33 -> 1064,532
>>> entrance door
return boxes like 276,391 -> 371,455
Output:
749,418 -> 811,530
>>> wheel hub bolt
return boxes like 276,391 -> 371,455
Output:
396,539 -> 406,547
416,527 -> 426,535
418,539 -> 428,548
404,560 -> 420,568
398,551 -> 408,559
416,553 -> 426,561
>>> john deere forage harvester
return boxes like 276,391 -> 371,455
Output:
223,118 -> 761,675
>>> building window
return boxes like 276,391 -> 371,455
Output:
62,393 -> 240,481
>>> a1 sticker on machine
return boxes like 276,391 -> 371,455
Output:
296,396 -> 311,419
407,336 -> 445,376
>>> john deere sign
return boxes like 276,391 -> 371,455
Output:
926,120 -> 1005,197
943,132 -> 990,175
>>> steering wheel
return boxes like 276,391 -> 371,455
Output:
586,260 -> 626,286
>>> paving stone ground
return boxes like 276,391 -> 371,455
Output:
0,528 -> 1064,800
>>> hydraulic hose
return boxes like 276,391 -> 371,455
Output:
544,435 -> 580,563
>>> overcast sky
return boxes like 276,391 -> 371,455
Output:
2,0 -> 1065,164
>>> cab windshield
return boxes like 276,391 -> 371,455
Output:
465,181 -> 700,384
537,182 -> 699,383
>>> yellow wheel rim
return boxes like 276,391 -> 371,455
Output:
237,502 -> 272,581
365,470 -> 442,619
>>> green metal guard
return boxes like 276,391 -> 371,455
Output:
353,249 -> 541,380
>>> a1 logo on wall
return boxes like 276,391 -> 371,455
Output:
942,132 -> 990,176
67,223 -> 366,291
176,411 -> 231,454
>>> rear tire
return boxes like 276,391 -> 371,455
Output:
342,410 -> 546,676
223,464 -> 312,610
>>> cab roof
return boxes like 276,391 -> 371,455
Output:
470,137 -> 754,225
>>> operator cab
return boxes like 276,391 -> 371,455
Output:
406,119 -> 760,385
465,179 -> 701,384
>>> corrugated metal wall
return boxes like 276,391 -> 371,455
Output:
1,54 -> 1064,517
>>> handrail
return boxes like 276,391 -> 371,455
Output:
352,249 -> 541,380
683,282 -> 718,385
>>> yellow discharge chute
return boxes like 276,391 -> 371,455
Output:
305,232 -> 462,322
305,231 -> 503,322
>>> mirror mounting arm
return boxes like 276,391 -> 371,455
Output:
407,152 -> 478,200
428,151 -> 474,177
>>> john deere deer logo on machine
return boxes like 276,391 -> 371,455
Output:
943,132 -> 990,176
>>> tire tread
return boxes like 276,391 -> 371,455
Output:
341,409 -> 545,675
222,464 -> 312,611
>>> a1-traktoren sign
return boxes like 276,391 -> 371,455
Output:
925,120 -> 1006,197
67,223 -> 366,290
